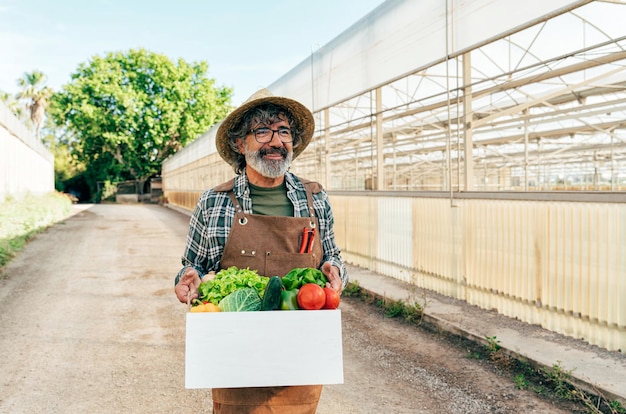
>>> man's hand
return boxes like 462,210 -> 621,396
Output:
174,267 -> 201,304
321,262 -> 342,295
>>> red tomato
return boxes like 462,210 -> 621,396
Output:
297,283 -> 326,310
323,287 -> 340,309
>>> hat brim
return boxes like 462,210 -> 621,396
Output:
216,92 -> 314,167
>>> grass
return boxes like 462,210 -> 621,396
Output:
343,280 -> 427,325
0,192 -> 73,269
343,280 -> 626,414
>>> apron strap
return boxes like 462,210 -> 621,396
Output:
227,191 -> 248,225
303,182 -> 316,219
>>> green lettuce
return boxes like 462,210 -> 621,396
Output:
281,267 -> 327,290
198,267 -> 268,305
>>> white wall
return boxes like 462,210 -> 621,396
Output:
0,102 -> 54,203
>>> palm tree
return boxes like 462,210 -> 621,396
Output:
1,89 -> 28,122
16,70 -> 53,141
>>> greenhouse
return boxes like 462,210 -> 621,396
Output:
163,0 -> 626,351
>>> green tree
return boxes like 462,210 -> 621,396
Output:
16,70 -> 53,140
39,115 -> 86,194
49,48 -> 232,200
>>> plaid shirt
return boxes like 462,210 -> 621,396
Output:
176,172 -> 348,287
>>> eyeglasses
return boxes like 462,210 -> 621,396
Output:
249,127 -> 293,143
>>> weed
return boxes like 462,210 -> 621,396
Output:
514,373 -> 529,390
485,335 -> 501,355
382,298 -> 404,318
542,361 -> 574,400
344,281 -> 426,325
466,351 -> 482,360
342,280 -> 361,297
484,335 -> 514,370
379,296 -> 426,324
608,400 -> 626,414
402,300 -> 424,324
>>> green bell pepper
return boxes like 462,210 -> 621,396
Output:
280,289 -> 300,310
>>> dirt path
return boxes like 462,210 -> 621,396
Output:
0,204 -> 579,413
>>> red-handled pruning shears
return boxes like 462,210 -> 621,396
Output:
305,228 -> 316,253
298,227 -> 316,253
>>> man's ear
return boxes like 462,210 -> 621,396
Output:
236,138 -> 245,154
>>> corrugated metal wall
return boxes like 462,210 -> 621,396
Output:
332,193 -> 626,351
162,153 -> 231,210
0,103 -> 54,203
162,127 -> 232,209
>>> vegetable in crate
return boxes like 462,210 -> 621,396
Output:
323,287 -> 341,310
297,283 -> 326,310
282,267 -> 327,290
261,276 -> 283,311
198,266 -> 268,305
280,289 -> 300,310
190,302 -> 221,312
218,288 -> 263,312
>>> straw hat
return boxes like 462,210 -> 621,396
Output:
216,89 -> 315,166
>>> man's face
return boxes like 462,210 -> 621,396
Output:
238,115 -> 294,179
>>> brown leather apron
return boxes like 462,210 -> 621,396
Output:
212,185 -> 324,414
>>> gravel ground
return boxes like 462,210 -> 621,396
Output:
0,204 -> 581,413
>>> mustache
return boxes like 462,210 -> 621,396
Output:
259,147 -> 288,158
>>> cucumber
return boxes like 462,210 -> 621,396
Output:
261,276 -> 283,311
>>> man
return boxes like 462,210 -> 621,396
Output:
174,89 -> 347,413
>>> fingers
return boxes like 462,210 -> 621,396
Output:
175,283 -> 196,304
329,278 -> 343,295
175,268 -> 201,304
322,262 -> 343,295
175,281 -> 198,303
182,267 -> 200,282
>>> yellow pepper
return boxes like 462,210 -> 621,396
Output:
189,302 -> 220,312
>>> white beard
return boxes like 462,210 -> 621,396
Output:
244,145 -> 293,178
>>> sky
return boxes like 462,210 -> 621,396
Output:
0,0 -> 386,106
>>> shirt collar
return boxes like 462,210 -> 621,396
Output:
234,171 -> 301,198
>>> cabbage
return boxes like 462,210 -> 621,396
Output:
218,288 -> 262,312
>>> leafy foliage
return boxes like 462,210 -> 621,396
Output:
281,267 -> 327,290
198,267 -> 269,305
49,48 -> 232,199
0,192 -> 72,268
